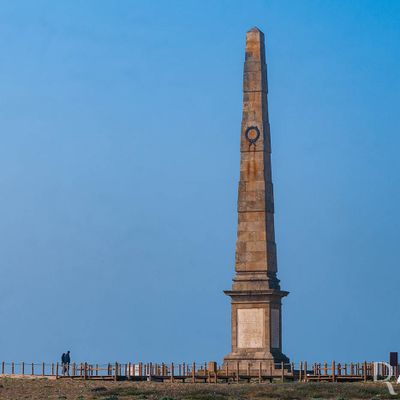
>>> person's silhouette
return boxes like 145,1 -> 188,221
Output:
65,351 -> 71,376
61,353 -> 66,375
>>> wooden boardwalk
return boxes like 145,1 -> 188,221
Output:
0,360 -> 397,383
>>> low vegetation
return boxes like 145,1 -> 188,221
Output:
0,378 -> 399,399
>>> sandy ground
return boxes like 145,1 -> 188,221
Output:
0,378 -> 399,400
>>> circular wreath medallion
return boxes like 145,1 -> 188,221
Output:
245,126 -> 260,146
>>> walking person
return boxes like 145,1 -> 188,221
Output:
61,352 -> 66,376
65,351 -> 71,376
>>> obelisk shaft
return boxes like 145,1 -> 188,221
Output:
234,27 -> 278,290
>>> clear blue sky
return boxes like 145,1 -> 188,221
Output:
0,0 -> 399,365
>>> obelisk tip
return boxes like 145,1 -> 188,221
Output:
245,27 -> 265,62
247,26 -> 263,34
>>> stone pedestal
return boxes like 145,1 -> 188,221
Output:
223,27 -> 289,369
223,290 -> 289,369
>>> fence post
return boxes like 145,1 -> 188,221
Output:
331,361 -> 336,382
236,361 -> 240,383
21,362 -> 25,376
363,361 -> 367,382
299,362 -> 302,382
259,362 -> 262,383
304,362 -> 308,382
56,362 -> 59,379
1,361 -> 4,375
281,362 -> 284,382
114,362 -> 118,382
170,362 -> 174,383
291,362 -> 294,380
31,363 -> 34,376
149,362 -> 153,381
84,362 -> 88,380
269,362 -> 273,383
11,362 -> 14,375
192,362 -> 195,383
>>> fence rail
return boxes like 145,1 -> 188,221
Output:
0,360 -> 398,383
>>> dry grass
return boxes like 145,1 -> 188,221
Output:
0,378 -> 399,400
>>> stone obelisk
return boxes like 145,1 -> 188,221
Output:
224,27 -> 289,369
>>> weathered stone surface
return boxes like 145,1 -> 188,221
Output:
223,27 -> 289,369
237,308 -> 264,348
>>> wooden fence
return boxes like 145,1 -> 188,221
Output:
0,360 -> 398,383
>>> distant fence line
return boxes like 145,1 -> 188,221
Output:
0,360 -> 398,383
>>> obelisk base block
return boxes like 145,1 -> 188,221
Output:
223,289 -> 289,371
